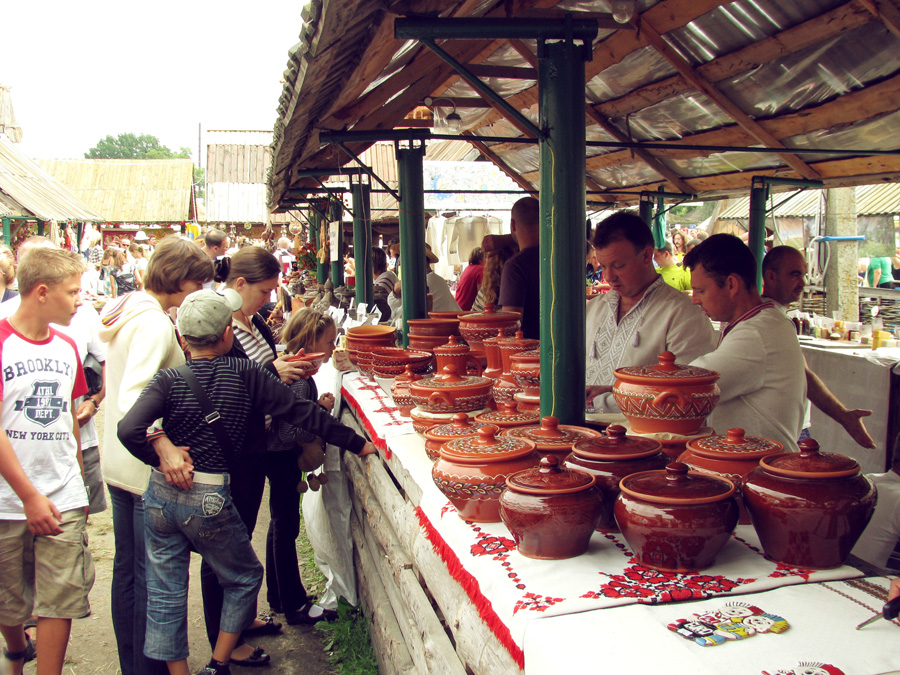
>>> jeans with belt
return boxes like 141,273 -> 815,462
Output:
142,470 -> 263,662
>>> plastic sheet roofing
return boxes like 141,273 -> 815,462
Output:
717,183 -> 900,220
269,0 -> 900,212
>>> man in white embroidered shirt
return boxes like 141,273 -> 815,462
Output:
686,234 -> 806,451
585,212 -> 716,413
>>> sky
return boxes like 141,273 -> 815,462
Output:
4,0 -> 303,166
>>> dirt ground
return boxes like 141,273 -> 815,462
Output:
16,409 -> 337,675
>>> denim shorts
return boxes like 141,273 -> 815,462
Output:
142,470 -> 262,662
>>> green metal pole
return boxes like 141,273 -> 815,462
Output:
1,218 -> 9,247
653,188 -> 666,249
329,200 -> 344,286
351,181 -> 374,309
396,142 -> 428,348
639,199 -> 653,229
749,180 -> 769,293
311,199 -> 329,285
538,39 -> 587,425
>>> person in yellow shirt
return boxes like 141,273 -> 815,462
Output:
653,243 -> 691,292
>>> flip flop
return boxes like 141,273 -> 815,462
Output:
229,646 -> 270,668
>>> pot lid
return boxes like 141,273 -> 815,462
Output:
426,413 -> 496,440
482,329 -> 507,346
497,331 -> 539,350
433,335 -> 471,355
510,348 -> 540,364
459,303 -> 521,324
620,462 -> 736,504
506,455 -> 597,495
393,365 -> 424,383
614,351 -> 719,385
503,416 -> 601,447
687,428 -> 783,459
414,364 -> 491,389
571,424 -> 663,460
474,401 -> 540,425
441,426 -> 538,464
759,439 -> 860,478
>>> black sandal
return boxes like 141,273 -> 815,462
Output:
242,614 -> 282,637
284,602 -> 338,625
229,646 -> 270,667
3,633 -> 36,663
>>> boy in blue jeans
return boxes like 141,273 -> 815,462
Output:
117,289 -> 375,675
0,248 -> 94,675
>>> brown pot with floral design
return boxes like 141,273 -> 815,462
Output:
410,406 -> 488,435
409,365 -> 493,414
458,303 -> 521,353
424,413 -> 499,461
474,401 -> 540,430
391,365 -> 423,417
434,336 -> 483,377
492,332 -> 539,405
502,416 -> 602,458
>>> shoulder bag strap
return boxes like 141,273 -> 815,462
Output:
175,364 -> 236,467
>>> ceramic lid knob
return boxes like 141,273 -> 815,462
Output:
539,455 -> 563,474
798,438 -> 820,458
451,412 -> 470,428
476,426 -> 499,444
656,351 -> 678,371
606,424 -> 626,440
725,428 -> 746,444
665,462 -> 690,484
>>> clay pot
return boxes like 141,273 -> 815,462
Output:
369,347 -> 434,378
474,401 -> 540,430
429,311 -> 473,320
391,366 -> 423,417
406,318 -> 461,338
408,334 -> 461,355
492,332 -> 539,405
410,406 -> 487,434
565,424 -> 668,532
510,349 -> 540,393
284,348 -> 327,375
742,438 -> 876,569
500,455 -> 604,559
346,325 -> 398,365
424,412 -> 499,461
433,427 -> 540,522
409,365 -> 493,414
458,303 -> 522,352
481,330 -> 505,380
434,336 -> 483,377
513,390 -> 540,413
613,351 -> 719,435
680,428 -> 784,525
501,416 -> 602,458
615,462 -> 739,573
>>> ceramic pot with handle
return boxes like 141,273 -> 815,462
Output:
474,401 -> 540,430
502,416 -> 602,458
409,365 -> 493,414
434,336 -> 483,377
424,412 -> 499,461
391,365 -> 423,417
458,303 -> 521,353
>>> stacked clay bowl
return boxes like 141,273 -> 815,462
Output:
423,412 -> 499,461
458,303 -> 521,353
408,365 -> 492,415
502,416 -> 601,458
429,310 -> 473,320
369,347 -> 433,378
612,351 -> 719,436
346,325 -> 398,366
410,406 -> 488,434
407,317 -> 463,353
433,426 -> 540,522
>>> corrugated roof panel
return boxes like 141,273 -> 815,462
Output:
717,184 -> 900,219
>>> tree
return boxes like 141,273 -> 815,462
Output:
85,133 -> 191,160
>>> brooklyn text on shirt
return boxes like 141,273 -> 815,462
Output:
3,357 -> 74,381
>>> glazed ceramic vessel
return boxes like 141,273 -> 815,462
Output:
391,366 -> 423,417
500,455 -> 604,559
492,332 -> 539,405
613,351 -> 720,435
346,325 -> 398,365
501,416 -> 602,458
406,318 -> 462,338
284,348 -> 327,375
410,406 -> 489,435
433,426 -> 541,522
474,401 -> 540,430
370,347 -> 434,378
423,413 -> 498,461
510,348 -> 540,392
615,462 -> 739,573
742,438 -> 876,569
408,334 -> 463,354
565,424 -> 668,532
458,303 -> 522,352
409,365 -> 493,414
434,336 -> 483,377
481,330 -> 506,380
680,428 -> 783,525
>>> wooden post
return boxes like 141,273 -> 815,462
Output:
825,188 -> 859,322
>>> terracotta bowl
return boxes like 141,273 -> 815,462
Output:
409,365 -> 493,414
409,406 -> 487,434
613,351 -> 719,436
406,318 -> 462,337
284,348 -> 327,374
501,416 -> 602,458
369,347 -> 434,377
500,455 -> 604,559
614,462 -> 739,573
423,412 -> 499,461
355,350 -> 377,378
429,311 -> 474,320
742,438 -> 876,569
458,303 -> 522,352
346,324 -> 398,344
408,334 -> 463,354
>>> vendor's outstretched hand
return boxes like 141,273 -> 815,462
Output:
359,442 -> 378,457
837,408 -> 876,449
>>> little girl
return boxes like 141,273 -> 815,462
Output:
266,308 -> 339,624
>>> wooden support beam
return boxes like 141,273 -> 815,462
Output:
463,133 -> 536,193
508,38 -> 538,68
635,14 -> 822,180
858,0 -> 900,39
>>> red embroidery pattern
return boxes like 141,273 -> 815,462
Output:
470,534 -> 517,558
768,563 -> 815,582
582,563 -> 755,603
513,592 -> 565,615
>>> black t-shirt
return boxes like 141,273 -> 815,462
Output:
498,246 -> 540,339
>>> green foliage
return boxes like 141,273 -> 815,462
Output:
85,134 -> 192,160
316,599 -> 379,675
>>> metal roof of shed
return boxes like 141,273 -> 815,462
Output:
717,183 -> 900,219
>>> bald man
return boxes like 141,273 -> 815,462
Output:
762,246 -> 875,448
499,196 -> 541,338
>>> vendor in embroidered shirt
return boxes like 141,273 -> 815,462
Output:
685,234 -> 806,451
585,212 -> 716,413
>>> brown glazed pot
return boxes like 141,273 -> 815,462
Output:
482,330 -> 506,380
612,351 -> 719,435
510,348 -> 541,393
680,428 -> 784,525
423,413 -> 499,462
433,427 -> 541,522
406,317 -> 462,337
434,336 -> 483,377
474,401 -> 540,430
369,347 -> 433,378
500,455 -> 604,559
502,416 -> 602,458
513,390 -> 541,413
429,311 -> 473,320
391,366 -> 423,417
614,462 -> 739,573
742,438 -> 877,569
492,332 -> 539,405
410,406 -> 487,434
565,424 -> 668,532
346,325 -> 398,365
409,365 -> 493,414
458,303 -> 522,352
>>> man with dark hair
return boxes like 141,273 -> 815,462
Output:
762,245 -> 875,448
499,197 -> 541,338
685,234 -> 806,450
585,212 -> 715,412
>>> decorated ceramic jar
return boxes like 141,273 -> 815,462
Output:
391,366 -> 423,417
742,438 -> 876,569
433,427 -> 540,522
613,351 -> 719,435
410,406 -> 488,435
458,303 -> 522,353
406,317 -> 462,338
492,332 -> 539,405
499,456 -> 604,559
510,348 -> 540,393
501,416 -> 602,458
614,462 -> 739,573
423,413 -> 499,461
680,428 -> 784,525
369,347 -> 433,378
565,424 -> 668,532
346,325 -> 398,365
474,401 -> 540,430
434,336 -> 483,377
481,330 -> 506,380
409,365 -> 493,414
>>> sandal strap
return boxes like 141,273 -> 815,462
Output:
3,634 -> 34,661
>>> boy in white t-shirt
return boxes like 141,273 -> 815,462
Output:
0,247 -> 93,675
